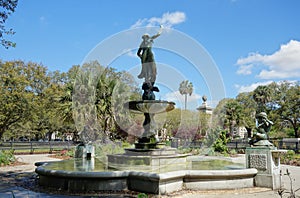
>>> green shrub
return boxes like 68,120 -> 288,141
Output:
0,150 -> 15,166
165,140 -> 171,146
213,129 -> 229,154
177,147 -> 192,154
121,141 -> 133,148
286,150 -> 295,160
229,149 -> 237,156
137,193 -> 148,198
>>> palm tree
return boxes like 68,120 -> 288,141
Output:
179,80 -> 193,110
224,99 -> 243,137
253,85 -> 273,113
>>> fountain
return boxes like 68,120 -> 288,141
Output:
35,27 -> 267,195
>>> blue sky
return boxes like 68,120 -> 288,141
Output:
1,0 -> 300,109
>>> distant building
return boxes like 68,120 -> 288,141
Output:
233,126 -> 248,139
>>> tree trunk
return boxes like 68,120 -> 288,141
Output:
185,94 -> 187,110
0,130 -> 3,141
294,127 -> 299,138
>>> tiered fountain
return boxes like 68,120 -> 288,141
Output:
107,80 -> 192,172
35,28 -> 260,195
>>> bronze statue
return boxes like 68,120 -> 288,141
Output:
250,112 -> 274,146
137,25 -> 163,84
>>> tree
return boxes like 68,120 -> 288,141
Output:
253,85 -> 273,113
224,99 -> 243,137
0,61 -> 32,140
179,80 -> 193,110
274,82 -> 300,138
65,61 -> 140,142
236,92 -> 256,137
58,67 -> 80,141
212,98 -> 231,128
0,0 -> 18,48
0,60 -> 50,140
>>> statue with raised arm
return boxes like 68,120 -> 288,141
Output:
137,25 -> 163,84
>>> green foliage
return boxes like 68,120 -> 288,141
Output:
213,129 -> 229,154
0,60 -> 139,142
236,92 -> 256,129
0,59 -> 298,146
157,109 -> 204,140
253,85 -> 273,113
177,147 -> 192,154
214,81 -> 299,140
0,150 -> 15,166
0,0 -> 18,48
212,98 -> 247,138
285,150 -> 296,161
281,151 -> 300,167
71,61 -> 140,142
224,99 -> 243,137
121,141 -> 133,148
273,82 -> 300,138
203,128 -> 219,147
137,193 -> 148,198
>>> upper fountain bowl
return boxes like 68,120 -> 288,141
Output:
124,100 -> 175,114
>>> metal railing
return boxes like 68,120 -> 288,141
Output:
0,141 -> 75,154
170,138 -> 300,152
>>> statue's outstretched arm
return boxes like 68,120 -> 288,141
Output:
151,25 -> 163,40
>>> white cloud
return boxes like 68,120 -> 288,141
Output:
131,19 -> 148,29
122,48 -> 136,58
235,81 -> 273,93
236,40 -> 300,79
236,64 -> 253,75
130,11 -> 186,29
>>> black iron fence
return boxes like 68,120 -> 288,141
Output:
170,138 -> 300,153
170,138 -> 202,149
227,138 -> 299,152
2,138 -> 298,154
0,141 -> 75,154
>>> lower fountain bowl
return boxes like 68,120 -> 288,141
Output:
35,156 -> 256,195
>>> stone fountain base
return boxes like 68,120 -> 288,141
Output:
35,160 -> 257,195
107,147 -> 191,172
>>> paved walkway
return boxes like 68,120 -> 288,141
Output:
0,154 -> 299,197
0,154 -> 62,172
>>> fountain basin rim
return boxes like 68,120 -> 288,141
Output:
35,161 -> 257,194
35,163 -> 130,178
35,161 -> 257,181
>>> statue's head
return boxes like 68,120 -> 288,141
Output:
142,34 -> 150,40
256,112 -> 267,119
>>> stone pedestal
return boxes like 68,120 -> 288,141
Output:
107,148 -> 191,172
245,147 -> 287,189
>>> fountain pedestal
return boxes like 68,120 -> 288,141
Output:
125,100 -> 175,149
245,146 -> 287,189
107,147 -> 191,172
